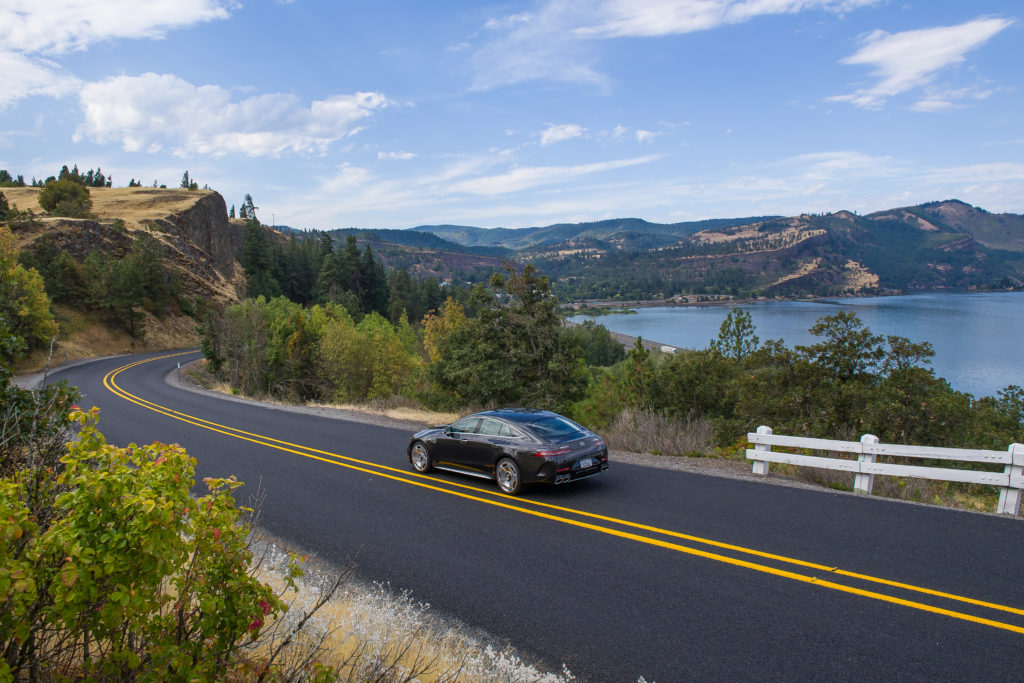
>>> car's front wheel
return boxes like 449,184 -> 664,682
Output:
410,441 -> 433,473
495,457 -> 522,495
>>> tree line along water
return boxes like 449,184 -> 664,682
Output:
569,292 -> 1024,399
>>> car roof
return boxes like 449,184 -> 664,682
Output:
475,408 -> 559,424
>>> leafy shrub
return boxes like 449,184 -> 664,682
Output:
0,407 -> 295,680
37,179 -> 92,218
3,205 -> 37,231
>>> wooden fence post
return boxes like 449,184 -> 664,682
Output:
752,425 -> 772,475
854,434 -> 878,494
997,443 -> 1023,516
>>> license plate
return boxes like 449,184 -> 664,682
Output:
578,458 -> 593,469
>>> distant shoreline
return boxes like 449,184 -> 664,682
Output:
561,288 -> 1022,314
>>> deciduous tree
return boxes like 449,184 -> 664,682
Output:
0,225 -> 57,355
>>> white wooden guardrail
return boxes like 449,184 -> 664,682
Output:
747,426 -> 1024,516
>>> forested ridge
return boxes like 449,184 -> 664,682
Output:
413,201 -> 1024,300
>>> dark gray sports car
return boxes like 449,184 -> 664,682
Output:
408,409 -> 608,495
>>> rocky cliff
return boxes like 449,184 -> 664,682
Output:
7,186 -> 247,308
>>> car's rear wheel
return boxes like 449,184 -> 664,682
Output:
495,457 -> 522,495
410,441 -> 433,473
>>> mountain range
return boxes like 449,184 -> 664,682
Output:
407,200 -> 1024,299
128,195 -> 1024,299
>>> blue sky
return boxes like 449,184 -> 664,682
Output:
1,1 -> 1021,230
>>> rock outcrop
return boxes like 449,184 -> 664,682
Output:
10,187 -> 247,308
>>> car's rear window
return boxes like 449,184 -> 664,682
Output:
498,423 -> 524,438
526,416 -> 585,440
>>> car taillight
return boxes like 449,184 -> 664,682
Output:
532,447 -> 571,457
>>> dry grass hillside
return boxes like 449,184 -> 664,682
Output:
7,187 -> 248,373
6,186 -> 212,228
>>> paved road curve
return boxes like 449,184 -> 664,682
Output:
52,351 -> 1024,681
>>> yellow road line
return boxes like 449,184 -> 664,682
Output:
101,353 -> 1024,635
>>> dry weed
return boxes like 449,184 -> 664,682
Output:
604,408 -> 716,457
244,533 -> 576,682
771,459 -> 1002,513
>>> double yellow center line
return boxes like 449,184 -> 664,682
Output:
103,352 -> 1024,636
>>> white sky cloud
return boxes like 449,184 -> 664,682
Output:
0,2 -> 235,108
777,151 -> 902,179
75,73 -> 390,158
0,51 -> 80,110
471,2 -> 608,91
919,162 -> 1024,184
279,153 -> 667,227
471,0 -> 882,89
540,123 -> 586,146
0,1 -> 235,54
829,17 -> 1013,109
443,155 -> 662,196
378,151 -> 417,160
575,0 -> 882,38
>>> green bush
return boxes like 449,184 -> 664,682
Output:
37,179 -> 92,218
0,407 -> 294,680
3,205 -> 36,231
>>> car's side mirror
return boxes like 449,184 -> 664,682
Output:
443,425 -> 452,436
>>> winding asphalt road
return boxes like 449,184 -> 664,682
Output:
48,350 -> 1024,681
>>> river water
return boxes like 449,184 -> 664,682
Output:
568,292 -> 1024,399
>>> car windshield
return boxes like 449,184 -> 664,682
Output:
527,416 -> 586,441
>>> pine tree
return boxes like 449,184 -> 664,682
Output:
360,245 -> 389,316
339,236 -> 363,304
242,194 -> 257,222
241,220 -> 281,299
